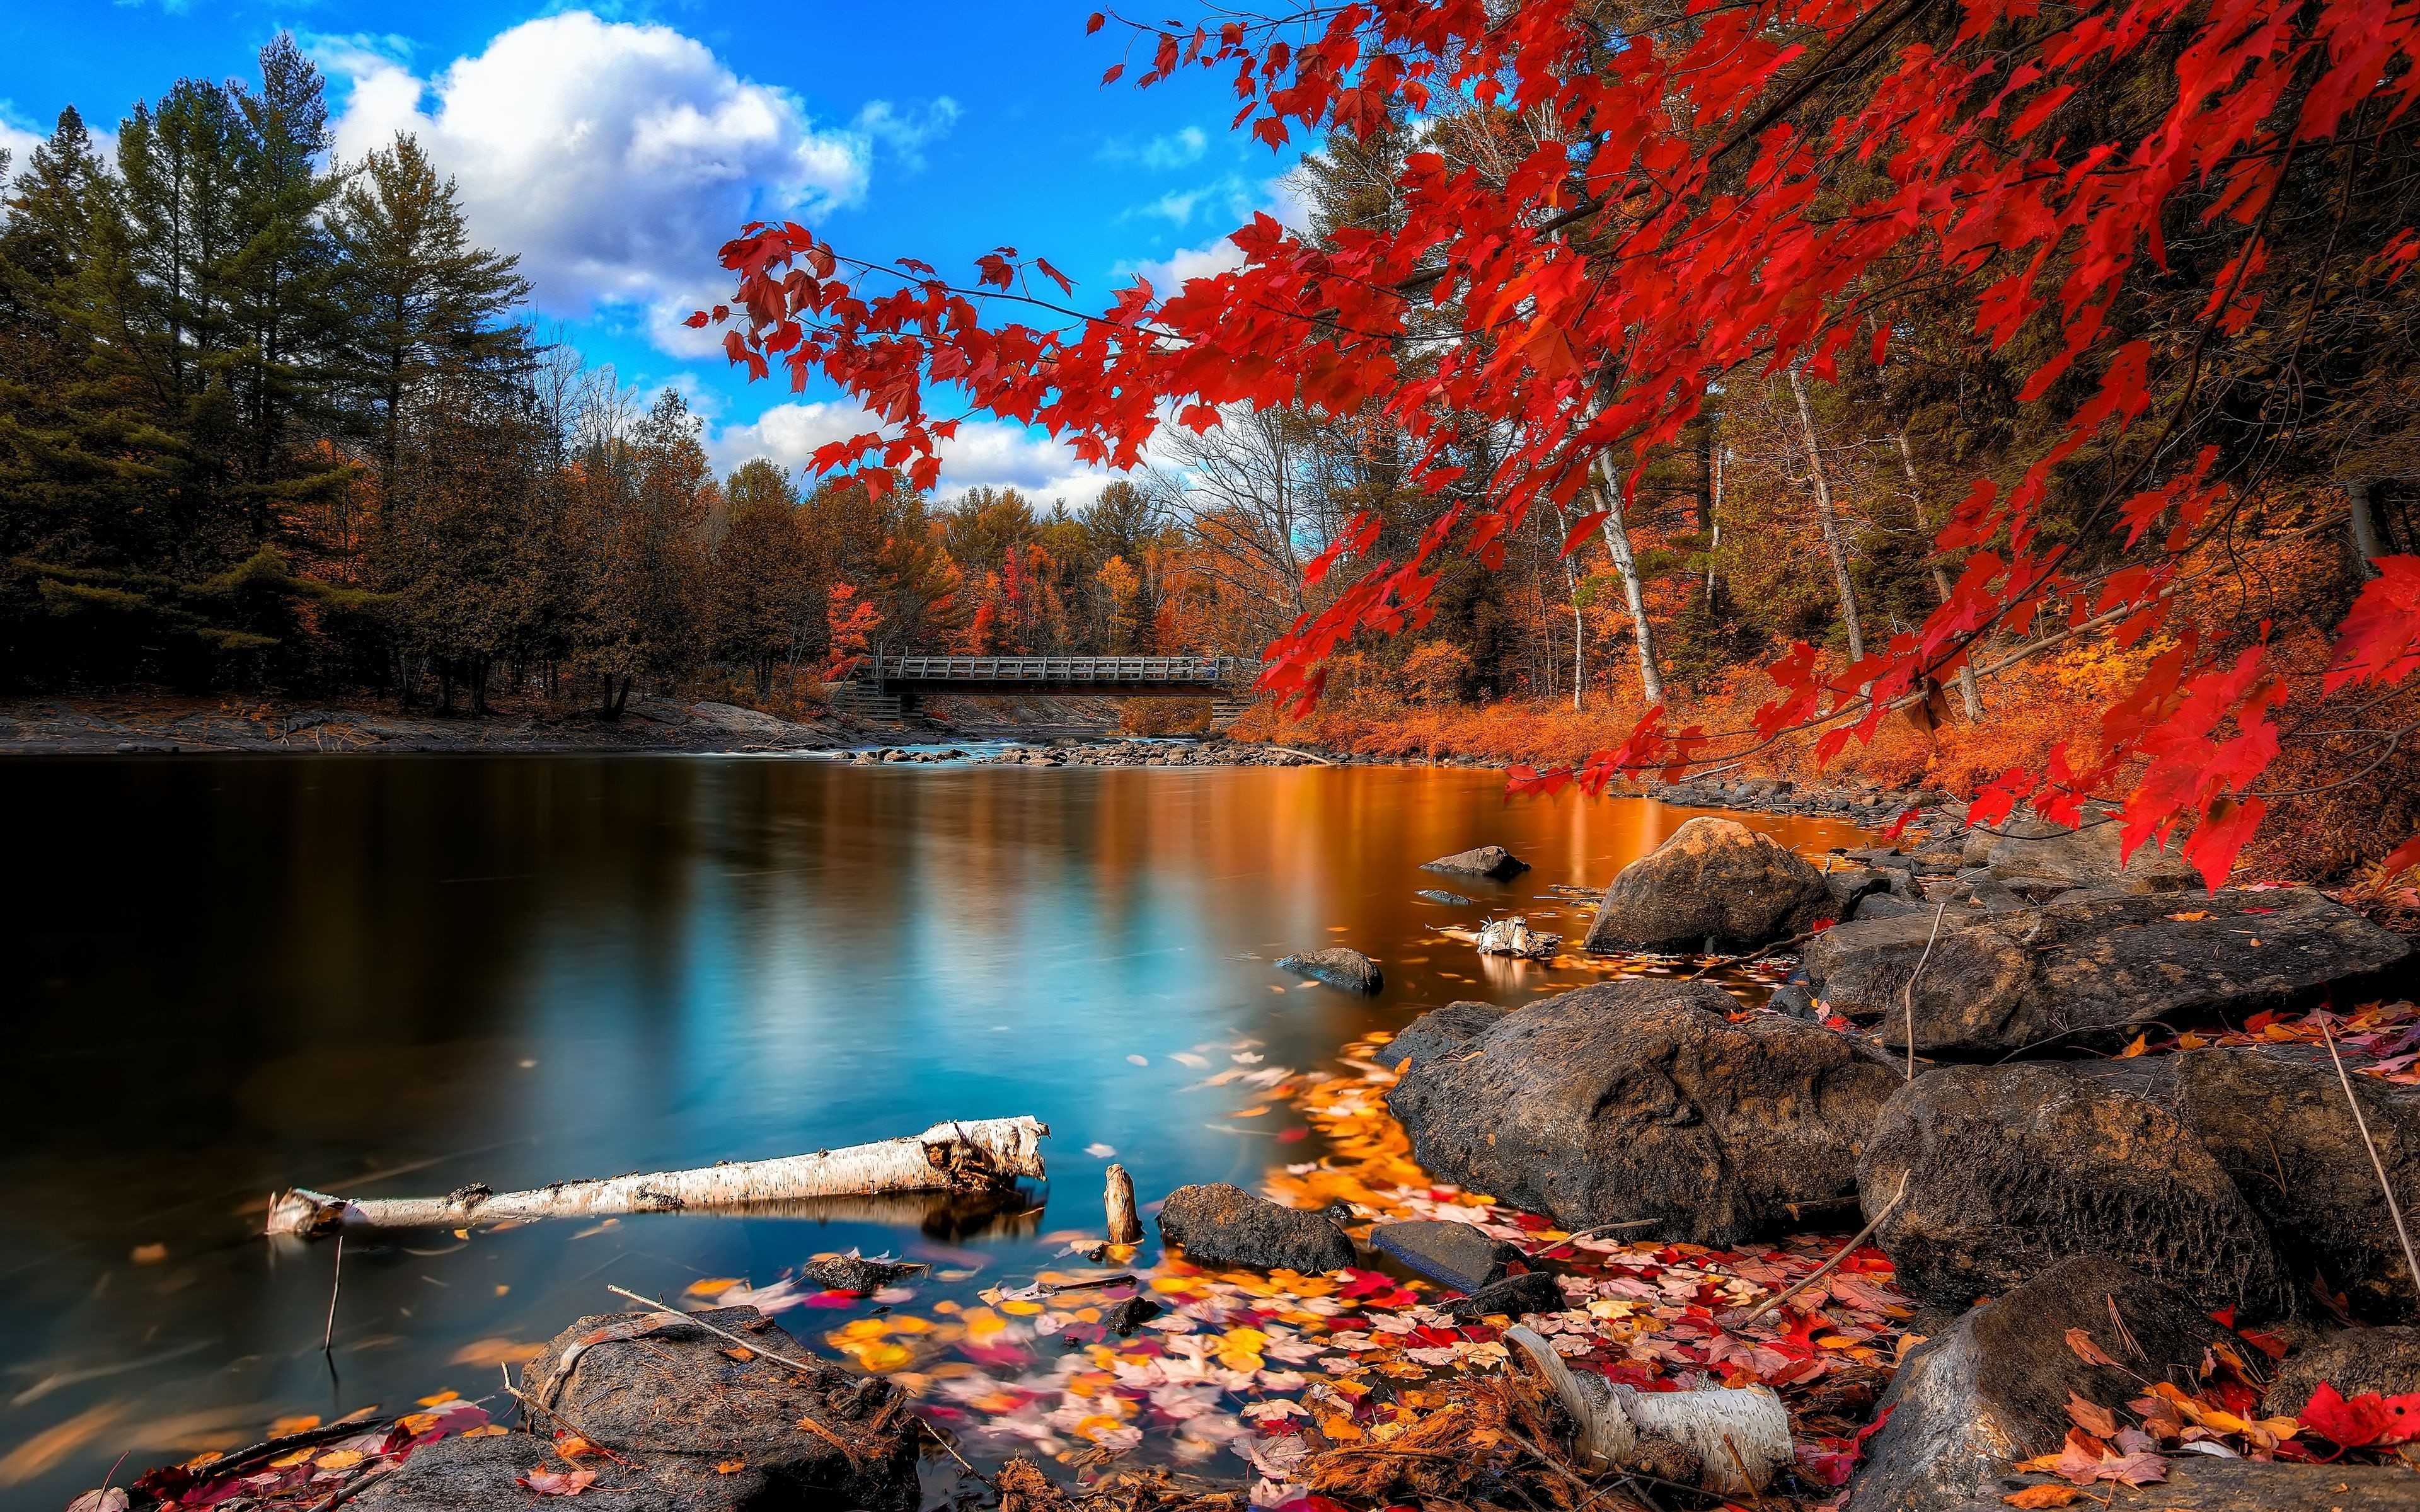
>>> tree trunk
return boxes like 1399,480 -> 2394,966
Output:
2350,478 -> 2385,581
1589,455 -> 1666,703
1707,445 -> 1726,608
1789,365 -> 1865,662
1893,431 -> 1983,721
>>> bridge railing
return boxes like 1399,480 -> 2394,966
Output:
875,655 -> 1245,685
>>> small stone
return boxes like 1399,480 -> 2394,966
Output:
1370,1220 -> 1522,1292
1156,1183 -> 1356,1273
1422,845 -> 1531,879
1275,946 -> 1383,993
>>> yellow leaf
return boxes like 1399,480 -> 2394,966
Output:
314,1450 -> 365,1471
686,1277 -> 746,1297
269,1416 -> 323,1437
415,1391 -> 459,1408
999,1300 -> 1044,1317
461,1424 -> 507,1438
450,1337 -> 543,1368
268,1450 -> 315,1469
398,1414 -> 441,1436
1320,1416 -> 1364,1442
2119,1034 -> 2148,1058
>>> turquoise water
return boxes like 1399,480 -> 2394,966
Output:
0,755 -> 1860,1505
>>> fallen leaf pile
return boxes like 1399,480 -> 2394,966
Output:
2000,1319 -> 2420,1503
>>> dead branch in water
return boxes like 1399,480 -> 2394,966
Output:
265,1117 -> 1049,1236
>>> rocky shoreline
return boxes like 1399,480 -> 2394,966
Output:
59,795 -> 2420,1512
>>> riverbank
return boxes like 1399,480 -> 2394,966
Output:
0,694 -> 852,754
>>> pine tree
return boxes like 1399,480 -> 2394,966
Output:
330,134 -> 529,501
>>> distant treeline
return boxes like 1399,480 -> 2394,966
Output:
0,37 -> 1252,713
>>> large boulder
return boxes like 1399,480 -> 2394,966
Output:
1386,978 -> 1899,1242
358,1306 -> 918,1512
1276,946 -> 1383,993
1156,1183 -> 1356,1273
1374,1000 -> 1509,1070
1803,887 -> 2410,1057
1423,845 -> 1530,879
1858,1062 -> 2293,1317
2162,1046 -> 2420,1322
1847,1256 -> 2420,1512
2264,1327 -> 2420,1417
1584,817 -> 1834,953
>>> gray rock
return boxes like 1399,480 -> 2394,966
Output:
1416,888 -> 1476,905
1982,816 -> 2197,898
1802,886 -> 2410,1057
1423,845 -> 1530,879
1443,1269 -> 1564,1320
1369,1220 -> 1520,1292
1858,1062 -> 2292,1317
1156,1183 -> 1356,1273
1826,867 -> 1898,920
1276,946 -> 1383,993
1374,1000 -> 1509,1069
350,1432 -> 807,1512
1852,1256 -> 2256,1512
1582,816 -> 1834,953
1766,982 -> 1819,1018
1386,978 -> 1900,1242
2264,1327 -> 2420,1417
513,1305 -> 916,1510
1848,891 -> 1932,921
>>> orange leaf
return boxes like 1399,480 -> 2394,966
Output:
2065,1327 -> 2122,1368
2003,1488 -> 2082,1509
520,1469 -> 597,1497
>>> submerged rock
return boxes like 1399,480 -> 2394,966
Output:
1156,1183 -> 1356,1273
1387,978 -> 1899,1242
1416,888 -> 1476,905
1851,1256 -> 2248,1512
1582,816 -> 1834,953
1443,1269 -> 1562,1320
1370,1219 -> 1522,1292
1422,845 -> 1530,879
355,1305 -> 918,1512
1276,946 -> 1384,993
1803,886 -> 2409,1057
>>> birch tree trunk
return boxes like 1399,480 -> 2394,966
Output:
1706,445 -> 1726,607
2349,478 -> 2385,581
1892,431 -> 1984,721
1788,365 -> 1865,662
1588,454 -> 1666,703
265,1116 -> 1049,1237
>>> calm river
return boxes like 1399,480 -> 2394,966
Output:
0,755 -> 1862,1504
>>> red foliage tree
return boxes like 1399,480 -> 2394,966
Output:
696,0 -> 2420,885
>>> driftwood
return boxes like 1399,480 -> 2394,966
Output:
1506,1324 -> 1790,1495
1105,1163 -> 1144,1244
265,1116 -> 1049,1237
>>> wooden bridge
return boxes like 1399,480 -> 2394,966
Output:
830,655 -> 1253,724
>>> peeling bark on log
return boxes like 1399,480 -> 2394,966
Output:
265,1116 -> 1049,1237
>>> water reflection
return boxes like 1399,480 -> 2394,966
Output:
0,756 -> 1862,1503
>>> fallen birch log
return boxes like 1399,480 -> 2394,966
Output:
265,1116 -> 1049,1237
1506,1324 -> 1790,1496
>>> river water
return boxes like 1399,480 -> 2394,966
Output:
0,754 -> 1862,1505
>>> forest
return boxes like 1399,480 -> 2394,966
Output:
9,13 -> 2420,880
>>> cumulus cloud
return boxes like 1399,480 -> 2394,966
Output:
319,13 -> 952,353
1126,174 -> 1313,293
712,401 -> 1140,507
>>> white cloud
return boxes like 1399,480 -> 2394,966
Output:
1134,236 -> 1246,292
319,13 -> 952,355
0,101 -> 47,168
1100,125 -> 1207,171
712,401 -> 1138,507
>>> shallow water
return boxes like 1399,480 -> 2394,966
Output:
0,755 -> 1863,1504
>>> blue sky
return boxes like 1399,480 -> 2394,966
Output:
0,1 -> 1306,501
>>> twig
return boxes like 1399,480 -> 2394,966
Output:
322,1235 -> 343,1352
2321,1021 -> 2420,1305
1722,1434 -> 1766,1511
502,1365 -> 639,1468
1533,1219 -> 1666,1256
1737,1171 -> 1911,1326
918,1418 -> 996,1487
603,1285 -> 824,1375
1904,899 -> 1952,1081
1682,925 -> 1828,979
